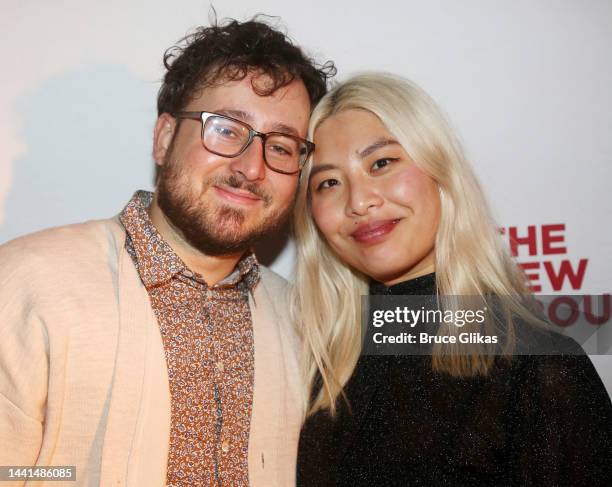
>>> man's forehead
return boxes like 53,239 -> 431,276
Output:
215,66 -> 294,86
203,70 -> 308,103
187,74 -> 310,134
215,108 -> 301,137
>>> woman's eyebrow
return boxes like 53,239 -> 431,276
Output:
309,163 -> 338,179
357,138 -> 400,158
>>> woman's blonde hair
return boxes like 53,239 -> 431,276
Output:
290,72 -> 536,417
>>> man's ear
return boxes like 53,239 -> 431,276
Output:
153,113 -> 177,166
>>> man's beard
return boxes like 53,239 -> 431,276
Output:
156,156 -> 294,256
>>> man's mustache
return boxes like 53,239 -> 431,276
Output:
208,174 -> 273,207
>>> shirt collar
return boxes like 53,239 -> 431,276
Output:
217,252 -> 260,288
120,190 -> 259,290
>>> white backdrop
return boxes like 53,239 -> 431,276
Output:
1,1 -> 610,391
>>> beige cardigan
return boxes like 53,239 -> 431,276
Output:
0,217 -> 302,486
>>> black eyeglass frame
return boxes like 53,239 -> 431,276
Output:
173,111 -> 314,175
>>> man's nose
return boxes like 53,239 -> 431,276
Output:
228,137 -> 266,182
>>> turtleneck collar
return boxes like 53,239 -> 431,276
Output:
369,272 -> 436,296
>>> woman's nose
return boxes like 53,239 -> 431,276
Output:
345,180 -> 383,217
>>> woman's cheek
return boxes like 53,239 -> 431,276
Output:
383,172 -> 415,203
312,198 -> 342,241
384,166 -> 437,209
311,198 -> 330,231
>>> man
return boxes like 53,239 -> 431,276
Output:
0,17 -> 333,486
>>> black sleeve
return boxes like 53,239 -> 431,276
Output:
508,346 -> 612,486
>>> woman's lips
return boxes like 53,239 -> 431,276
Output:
350,219 -> 401,245
214,185 -> 262,205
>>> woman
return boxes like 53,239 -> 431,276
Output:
291,73 -> 612,486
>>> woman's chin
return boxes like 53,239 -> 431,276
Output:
355,263 -> 410,284
352,256 -> 435,285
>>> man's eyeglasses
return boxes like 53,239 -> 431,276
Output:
173,111 -> 314,175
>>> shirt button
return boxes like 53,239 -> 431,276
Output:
221,440 -> 230,453
216,361 -> 225,373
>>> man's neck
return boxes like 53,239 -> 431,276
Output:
147,197 -> 243,286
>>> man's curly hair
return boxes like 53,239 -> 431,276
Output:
157,15 -> 336,116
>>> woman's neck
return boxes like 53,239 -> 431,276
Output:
370,271 -> 436,296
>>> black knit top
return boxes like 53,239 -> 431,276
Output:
297,273 -> 612,486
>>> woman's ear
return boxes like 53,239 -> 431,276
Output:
153,113 -> 177,167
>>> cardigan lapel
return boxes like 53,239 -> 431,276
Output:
99,221 -> 152,486
247,276 -> 285,486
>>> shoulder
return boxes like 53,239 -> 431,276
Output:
507,329 -> 611,414
511,315 -> 585,355
258,265 -> 289,289
0,217 -> 126,295
253,266 -> 297,337
509,317 -> 607,388
256,265 -> 290,305
0,218 -> 124,270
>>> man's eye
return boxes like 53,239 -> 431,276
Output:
215,126 -> 238,138
268,144 -> 293,156
316,178 -> 340,191
371,158 -> 398,171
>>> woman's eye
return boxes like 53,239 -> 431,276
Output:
316,178 -> 340,191
371,158 -> 398,171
